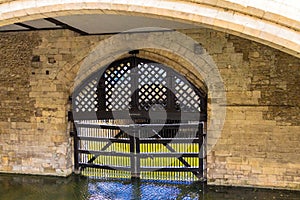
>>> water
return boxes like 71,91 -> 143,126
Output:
0,174 -> 299,200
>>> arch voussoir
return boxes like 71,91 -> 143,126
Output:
0,0 -> 299,58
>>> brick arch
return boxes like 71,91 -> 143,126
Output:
0,0 -> 299,58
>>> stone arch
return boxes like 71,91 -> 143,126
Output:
69,31 -> 216,94
0,0 -> 299,58
68,29 -> 226,155
50,30 -> 211,95
70,48 -> 208,95
50,33 -> 207,100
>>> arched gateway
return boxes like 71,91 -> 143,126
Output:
72,53 -> 207,181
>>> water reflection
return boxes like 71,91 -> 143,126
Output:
88,179 -> 192,200
0,174 -> 299,200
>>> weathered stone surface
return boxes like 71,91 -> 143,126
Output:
0,28 -> 299,190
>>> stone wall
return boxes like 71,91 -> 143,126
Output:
0,30 -> 75,176
0,28 -> 299,189
200,32 -> 300,189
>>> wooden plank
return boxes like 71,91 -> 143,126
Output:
138,153 -> 199,158
139,138 -> 200,144
80,163 -> 131,171
78,137 -> 130,143
78,150 -> 132,157
141,167 -> 200,172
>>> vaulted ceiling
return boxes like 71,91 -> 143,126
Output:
0,14 -> 200,35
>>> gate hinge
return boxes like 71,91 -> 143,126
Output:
68,111 -> 73,122
70,131 -> 75,137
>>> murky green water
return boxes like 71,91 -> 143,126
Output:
0,173 -> 299,200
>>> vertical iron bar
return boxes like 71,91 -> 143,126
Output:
132,177 -> 141,200
203,122 -> 207,182
167,71 -> 174,111
198,122 -> 204,180
130,55 -> 139,114
136,126 -> 141,179
130,124 -> 141,179
73,121 -> 80,173
130,125 -> 136,179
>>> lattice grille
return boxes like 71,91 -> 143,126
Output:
74,58 -> 204,116
105,62 -> 132,111
75,78 -> 98,112
174,77 -> 201,112
138,62 -> 167,111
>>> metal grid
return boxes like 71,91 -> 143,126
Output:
174,76 -> 201,112
104,62 -> 132,111
74,78 -> 98,113
74,121 -> 206,182
72,57 -> 207,182
73,57 -> 205,117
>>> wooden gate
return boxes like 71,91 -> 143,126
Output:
71,54 -> 207,182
